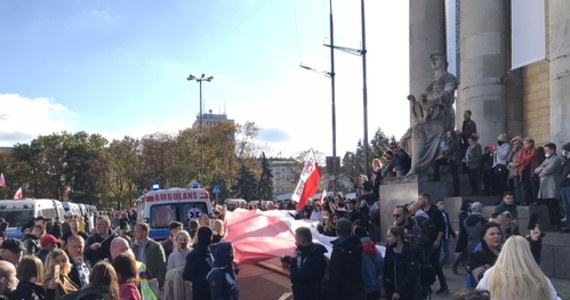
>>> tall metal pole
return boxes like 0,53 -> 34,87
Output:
361,0 -> 369,174
187,73 -> 213,186
329,0 -> 337,193
199,80 -> 203,185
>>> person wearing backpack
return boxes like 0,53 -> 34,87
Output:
418,193 -> 449,295
282,227 -> 328,300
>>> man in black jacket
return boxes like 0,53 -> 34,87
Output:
66,235 -> 91,288
183,226 -> 213,300
328,218 -> 365,300
22,225 -> 43,256
282,227 -> 328,300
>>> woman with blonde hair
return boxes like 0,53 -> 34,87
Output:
12,256 -> 58,300
476,235 -> 560,299
211,219 -> 225,243
44,249 -> 79,298
167,230 -> 192,271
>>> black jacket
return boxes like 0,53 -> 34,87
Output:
286,243 -> 328,300
560,158 -> 570,187
383,243 -> 421,300
183,242 -> 213,300
22,233 -> 41,256
328,236 -> 365,300
66,250 -> 91,289
9,281 -> 55,300
84,230 -> 117,266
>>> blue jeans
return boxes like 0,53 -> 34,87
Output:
439,239 -> 452,266
562,187 -> 570,228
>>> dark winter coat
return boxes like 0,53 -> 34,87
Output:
207,242 -> 239,300
183,242 -> 213,300
328,236 -> 366,300
84,230 -> 117,266
286,243 -> 328,300
455,210 -> 469,253
383,243 -> 421,300
9,281 -> 55,300
22,233 -> 41,255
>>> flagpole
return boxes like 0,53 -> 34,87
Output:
329,0 -> 337,193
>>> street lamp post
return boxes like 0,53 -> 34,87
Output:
187,73 -> 214,185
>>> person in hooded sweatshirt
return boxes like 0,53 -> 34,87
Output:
282,227 -> 328,300
206,242 -> 239,300
328,218 -> 366,300
353,226 -> 383,300
183,226 -> 214,300
463,202 -> 488,259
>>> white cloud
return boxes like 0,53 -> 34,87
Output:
0,94 -> 77,146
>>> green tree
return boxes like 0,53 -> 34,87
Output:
257,152 -> 273,200
105,137 -> 141,210
231,163 -> 258,200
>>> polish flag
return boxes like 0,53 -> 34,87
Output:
0,173 -> 5,189
291,150 -> 321,212
13,187 -> 23,200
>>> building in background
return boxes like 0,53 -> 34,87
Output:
409,0 -> 569,149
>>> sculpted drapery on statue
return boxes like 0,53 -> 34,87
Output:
401,52 -> 458,176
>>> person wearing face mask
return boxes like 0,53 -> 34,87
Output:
559,142 -> 570,233
535,143 -> 564,230
492,133 -> 511,198
166,231 -> 192,271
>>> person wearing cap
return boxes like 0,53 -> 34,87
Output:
183,226 -> 214,300
463,202 -> 488,259
0,239 -> 25,266
327,218 -> 365,300
559,142 -> 570,233
36,234 -> 62,262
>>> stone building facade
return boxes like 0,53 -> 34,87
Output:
410,0 -> 570,148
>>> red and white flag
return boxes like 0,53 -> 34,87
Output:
319,189 -> 327,204
292,150 -> 321,211
13,187 -> 23,200
64,186 -> 72,196
0,173 -> 5,189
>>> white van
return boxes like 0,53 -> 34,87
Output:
0,199 -> 65,239
62,202 -> 82,217
136,188 -> 213,240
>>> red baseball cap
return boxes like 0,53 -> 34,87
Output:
40,234 -> 62,247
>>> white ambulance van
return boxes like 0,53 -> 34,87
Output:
0,199 -> 66,239
136,188 -> 213,240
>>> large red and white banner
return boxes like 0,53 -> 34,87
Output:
291,150 -> 321,211
223,209 -> 385,264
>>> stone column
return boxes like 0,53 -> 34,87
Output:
549,0 -> 570,147
458,0 -> 508,147
409,0 -> 446,126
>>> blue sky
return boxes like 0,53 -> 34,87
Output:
0,0 -> 410,158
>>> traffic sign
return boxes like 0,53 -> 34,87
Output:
212,184 -> 221,194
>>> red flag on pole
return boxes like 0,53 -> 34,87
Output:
0,173 -> 5,189
13,187 -> 23,200
292,150 -> 321,211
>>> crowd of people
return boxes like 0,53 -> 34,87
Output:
0,205 -> 241,300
